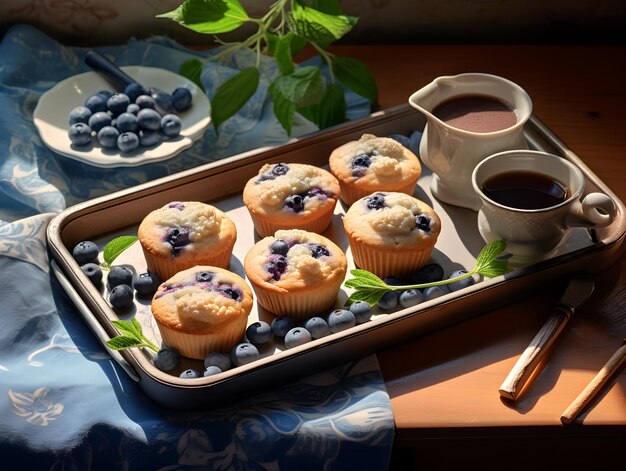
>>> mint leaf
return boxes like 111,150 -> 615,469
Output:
346,287 -> 390,307
271,66 -> 324,108
106,336 -> 146,350
211,67 -> 260,130
288,1 -> 357,48
313,0 -> 343,15
103,235 -> 139,266
273,33 -> 295,75
269,79 -> 296,135
333,56 -> 378,103
111,318 -> 143,340
474,239 -> 507,277
107,318 -> 159,352
157,0 -> 249,34
298,82 -> 346,129
179,58 -> 206,93
344,269 -> 387,289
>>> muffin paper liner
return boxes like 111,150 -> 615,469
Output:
248,209 -> 335,238
251,282 -> 342,321
142,245 -> 234,281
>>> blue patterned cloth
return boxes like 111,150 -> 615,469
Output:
0,24 -> 394,470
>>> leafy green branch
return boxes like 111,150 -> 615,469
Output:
344,240 -> 509,306
157,0 -> 377,135
106,317 -> 160,352
99,235 -> 138,271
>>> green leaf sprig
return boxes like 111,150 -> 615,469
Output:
106,317 -> 160,352
157,0 -> 377,135
101,235 -> 139,270
344,240 -> 509,306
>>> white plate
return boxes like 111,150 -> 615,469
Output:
33,66 -> 212,168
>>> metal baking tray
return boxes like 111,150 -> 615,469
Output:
47,104 -> 626,409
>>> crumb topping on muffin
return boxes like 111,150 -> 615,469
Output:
154,201 -> 222,240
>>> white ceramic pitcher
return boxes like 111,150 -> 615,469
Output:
408,73 -> 533,211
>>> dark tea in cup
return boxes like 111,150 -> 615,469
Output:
480,170 -> 571,210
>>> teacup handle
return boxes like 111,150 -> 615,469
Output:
565,192 -> 616,228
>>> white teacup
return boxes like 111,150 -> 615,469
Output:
471,150 -> 617,265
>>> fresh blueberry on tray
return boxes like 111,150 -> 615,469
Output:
204,352 -> 232,371
399,288 -> 424,308
108,265 -> 134,288
72,240 -> 99,265
377,291 -> 399,310
349,300 -> 373,324
109,284 -> 134,309
203,365 -> 222,377
303,316 -> 330,339
153,347 -> 180,372
271,316 -> 295,337
410,263 -> 444,285
246,321 -> 273,345
284,327 -> 312,349
81,263 -> 103,285
327,309 -> 356,333
423,285 -> 448,301
447,270 -> 475,292
179,368 -> 202,379
230,343 -> 260,367
132,271 -> 160,295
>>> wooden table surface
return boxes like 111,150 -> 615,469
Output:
328,44 -> 626,468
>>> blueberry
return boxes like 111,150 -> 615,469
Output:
408,130 -> 423,155
115,112 -> 139,133
284,327 -> 312,349
414,214 -> 433,232
388,133 -> 411,148
284,194 -> 304,213
366,193 -> 386,210
305,187 -> 328,200
399,288 -> 424,308
423,285 -> 448,301
96,90 -> 113,101
117,132 -> 140,152
68,106 -> 92,125
179,368 -> 202,379
271,316 -> 295,337
106,93 -> 131,116
132,272 -> 160,295
88,111 -> 112,133
68,122 -> 93,146
272,163 -> 289,176
204,352 -> 231,371
153,347 -> 180,371
266,254 -> 288,281
269,239 -> 289,256
109,284 -> 134,309
230,342 -> 260,367
108,265 -> 134,288
135,95 -> 156,109
351,153 -> 372,176
410,263 -> 444,285
84,93 -> 108,113
160,114 -> 182,137
126,103 -> 141,115
72,240 -> 99,264
97,125 -> 120,148
303,316 -> 330,339
81,263 -> 103,284
246,321 -> 273,345
168,202 -> 185,210
307,243 -> 330,259
137,108 -> 161,131
447,270 -> 475,292
171,87 -> 193,111
138,130 -> 161,147
349,300 -> 373,324
124,83 -> 146,102
217,284 -> 242,301
195,271 -> 214,283
327,309 -> 356,333
383,276 -> 403,287
378,291 -> 399,310
165,227 -> 191,256
203,366 -> 222,377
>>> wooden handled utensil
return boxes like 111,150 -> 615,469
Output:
560,338 -> 626,424
499,273 -> 595,401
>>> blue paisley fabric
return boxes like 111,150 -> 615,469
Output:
0,24 -> 394,470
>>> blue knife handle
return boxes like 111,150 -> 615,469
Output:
84,50 -> 136,89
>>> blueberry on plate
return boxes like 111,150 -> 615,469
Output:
204,352 -> 232,371
117,132 -> 140,153
271,316 -> 294,337
152,347 -> 180,371
399,288 -> 424,308
68,122 -> 92,146
160,114 -> 182,137
81,263 -> 103,285
97,126 -> 120,148
349,300 -> 373,324
88,111 -> 112,133
135,94 -> 157,110
377,291 -> 399,310
106,93 -> 131,116
109,284 -> 134,309
171,87 -> 193,112
447,270 -> 475,292
138,130 -> 161,147
137,108 -> 161,131
115,112 -> 139,133
108,265 -> 134,288
72,240 -> 99,265
179,368 -> 202,379
246,321 -> 273,345
284,327 -> 312,349
203,365 -> 222,377
327,309 -> 356,333
132,271 -> 160,295
68,106 -> 92,125
124,83 -> 146,102
304,316 -> 330,339
230,342 -> 260,367
84,93 -> 108,113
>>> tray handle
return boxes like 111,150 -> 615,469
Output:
51,260 -> 140,382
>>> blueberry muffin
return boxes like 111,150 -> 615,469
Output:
343,192 -> 441,278
329,134 -> 422,206
242,163 -> 340,237
244,229 -> 347,320
151,266 -> 253,360
138,201 -> 236,281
